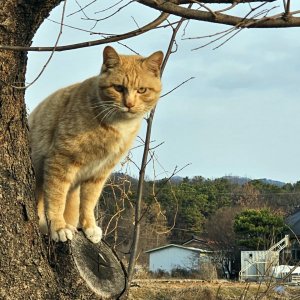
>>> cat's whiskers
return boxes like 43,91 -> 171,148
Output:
90,103 -> 112,109
92,99 -> 124,123
90,101 -> 120,110
104,107 -> 118,122
94,105 -> 120,124
93,106 -> 113,121
98,107 -> 118,125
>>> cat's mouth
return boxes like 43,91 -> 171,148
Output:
121,106 -> 138,115
120,108 -> 145,120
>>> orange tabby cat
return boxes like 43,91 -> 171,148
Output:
28,46 -> 163,243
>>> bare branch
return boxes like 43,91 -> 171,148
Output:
0,12 -> 169,52
72,0 -> 90,19
127,11 -> 189,284
116,41 -> 140,54
67,0 -> 96,17
138,0 -> 300,28
190,26 -> 238,50
190,0 -> 218,19
188,2 -> 277,50
0,0 -> 68,89
46,18 -> 114,35
131,16 -> 140,29
215,3 -> 238,13
211,27 -> 243,50
161,76 -> 195,98
94,0 -> 126,14
104,207 -> 125,237
179,0 -> 277,4
182,26 -> 234,40
84,0 -> 135,30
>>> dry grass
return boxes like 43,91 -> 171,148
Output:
128,279 -> 300,300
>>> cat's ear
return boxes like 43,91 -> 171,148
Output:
103,46 -> 120,69
144,51 -> 164,77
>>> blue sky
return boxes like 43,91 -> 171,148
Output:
25,1 -> 300,183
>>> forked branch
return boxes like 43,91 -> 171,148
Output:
0,12 -> 169,52
138,0 -> 300,28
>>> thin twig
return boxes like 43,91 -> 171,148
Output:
150,161 -> 179,235
191,2 -> 270,50
212,28 -> 243,50
73,0 -> 90,19
0,12 -> 169,52
131,16 -> 140,29
47,18 -> 115,35
190,0 -> 218,18
127,9 -> 191,284
0,0 -> 68,90
84,1 -> 134,21
95,0 -> 125,14
285,0 -> 291,15
191,27 -> 236,50
215,2 -> 237,13
116,41 -> 140,55
67,0 -> 96,17
182,26 -> 235,40
161,77 -> 195,98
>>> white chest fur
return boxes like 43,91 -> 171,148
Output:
112,117 -> 141,151
74,117 -> 141,184
75,158 -> 109,184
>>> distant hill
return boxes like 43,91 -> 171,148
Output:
112,173 -> 287,187
256,178 -> 286,187
222,176 -> 250,185
222,176 -> 286,187
110,172 -> 138,185
169,176 -> 184,184
169,175 -> 286,187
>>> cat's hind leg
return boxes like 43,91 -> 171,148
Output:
79,177 -> 105,243
36,187 -> 48,235
64,186 -> 80,231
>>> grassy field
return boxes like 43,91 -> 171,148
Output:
128,279 -> 300,300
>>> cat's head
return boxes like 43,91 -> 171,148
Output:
97,46 -> 163,122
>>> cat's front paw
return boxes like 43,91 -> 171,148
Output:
83,226 -> 102,243
51,224 -> 77,242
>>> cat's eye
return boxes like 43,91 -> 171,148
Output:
137,87 -> 147,94
113,85 -> 125,93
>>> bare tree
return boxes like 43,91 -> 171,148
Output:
205,206 -> 241,278
1,0 -> 300,299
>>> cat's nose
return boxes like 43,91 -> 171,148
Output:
124,99 -> 135,108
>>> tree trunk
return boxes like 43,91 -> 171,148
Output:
0,1 -> 63,298
0,2 -> 126,299
48,233 -> 127,299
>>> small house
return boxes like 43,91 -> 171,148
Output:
182,236 -> 213,250
286,209 -> 300,261
145,244 -> 212,273
240,250 -> 279,281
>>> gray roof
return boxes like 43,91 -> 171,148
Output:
286,209 -> 300,236
145,243 -> 213,254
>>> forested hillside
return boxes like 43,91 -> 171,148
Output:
99,174 -> 300,264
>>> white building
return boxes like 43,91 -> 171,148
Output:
240,250 -> 279,281
239,235 -> 289,281
145,244 -> 212,273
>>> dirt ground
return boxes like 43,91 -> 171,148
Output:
128,279 -> 300,300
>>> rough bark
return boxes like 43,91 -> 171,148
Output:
0,1 -> 66,299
